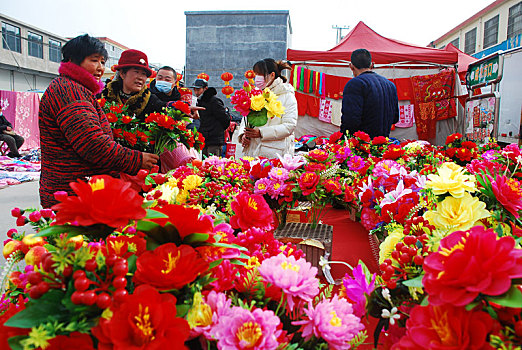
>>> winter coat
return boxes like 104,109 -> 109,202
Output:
149,79 -> 181,102
238,78 -> 298,158
340,71 -> 399,138
39,62 -> 142,208
101,79 -> 168,122
197,87 -> 230,146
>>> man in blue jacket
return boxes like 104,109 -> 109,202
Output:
340,49 -> 399,138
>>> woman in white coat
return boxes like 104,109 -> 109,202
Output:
238,59 -> 297,158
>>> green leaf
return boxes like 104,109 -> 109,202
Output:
420,295 -> 429,306
176,304 -> 191,318
402,275 -> 424,288
8,335 -> 26,350
465,301 -> 481,311
183,233 -> 210,244
247,109 -> 268,127
486,285 -> 522,308
136,220 -> 159,232
36,225 -> 85,237
127,254 -> 138,274
5,290 -> 66,328
36,224 -> 114,240
209,259 -> 223,269
144,209 -> 168,219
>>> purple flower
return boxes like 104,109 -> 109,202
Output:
293,296 -> 364,349
346,155 -> 365,172
342,263 -> 376,318
335,146 -> 353,162
268,167 -> 290,181
482,150 -> 498,161
258,254 -> 319,309
211,306 -> 281,350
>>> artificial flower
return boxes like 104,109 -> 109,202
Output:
491,175 -> 522,218
52,175 -> 146,228
423,226 -> 522,306
106,234 -> 146,259
298,172 -> 320,196
426,162 -> 476,198
342,263 -> 376,318
379,225 -> 405,264
250,94 -> 267,111
230,191 -> 273,230
277,154 -> 306,171
265,97 -> 285,118
148,204 -> 214,239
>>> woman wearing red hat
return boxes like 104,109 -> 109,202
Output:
101,49 -> 175,121
38,35 -> 159,208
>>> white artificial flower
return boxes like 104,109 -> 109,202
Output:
381,307 -> 400,325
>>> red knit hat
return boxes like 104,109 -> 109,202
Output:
113,49 -> 153,77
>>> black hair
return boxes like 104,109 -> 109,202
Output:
158,66 -> 176,76
62,34 -> 108,65
350,49 -> 372,69
253,58 -> 292,83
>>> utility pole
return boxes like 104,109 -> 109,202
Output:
332,25 -> 351,44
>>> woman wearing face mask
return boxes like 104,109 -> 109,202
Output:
238,58 -> 297,158
38,35 -> 159,208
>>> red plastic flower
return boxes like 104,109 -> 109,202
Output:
123,131 -> 138,146
423,226 -> 522,306
173,100 -> 191,115
491,175 -> 522,218
307,149 -> 329,162
323,178 -> 343,195
446,133 -> 462,145
46,332 -> 94,349
105,112 -> 117,123
0,299 -> 27,349
298,172 -> 320,196
383,144 -> 406,160
134,243 -> 209,290
329,131 -> 343,144
372,136 -> 388,145
148,204 -> 214,240
392,304 -> 494,350
52,175 -> 146,228
93,284 -> 190,349
106,234 -> 146,259
230,191 -> 273,230
353,131 -> 371,142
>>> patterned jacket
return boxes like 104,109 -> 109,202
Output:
39,62 -> 143,208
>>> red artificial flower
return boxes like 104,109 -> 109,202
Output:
392,304 -> 495,350
173,100 -> 191,115
445,147 -> 456,158
136,130 -> 148,142
148,204 -> 214,240
329,131 -> 343,144
307,149 -> 330,162
423,226 -> 522,306
304,162 -> 327,173
491,175 -> 522,218
456,147 -> 472,161
112,128 -> 122,138
134,243 -> 209,290
156,114 -> 175,130
46,332 -> 94,350
106,235 -> 146,259
446,133 -> 462,145
249,162 -> 271,180
0,298 -> 28,349
121,115 -> 133,124
97,98 -> 106,108
461,140 -> 478,149
123,131 -> 138,146
344,186 -> 356,203
105,112 -> 117,123
93,285 -> 190,349
298,172 -> 320,196
353,131 -> 371,142
372,136 -> 388,145
323,178 -> 343,195
230,191 -> 273,230
52,175 -> 146,228
383,145 -> 406,160
109,104 -> 124,113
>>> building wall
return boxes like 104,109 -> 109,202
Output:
185,10 -> 291,109
433,0 -> 521,56
0,13 -> 67,91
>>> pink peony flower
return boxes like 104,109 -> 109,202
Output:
491,175 -> 522,218
293,296 -> 364,349
190,291 -> 233,340
211,306 -> 281,350
266,180 -> 286,199
360,207 -> 381,231
335,146 -> 352,162
268,167 -> 290,181
346,155 -> 365,172
257,254 -> 319,309
277,154 -> 306,171
254,178 -> 271,195
342,263 -> 376,318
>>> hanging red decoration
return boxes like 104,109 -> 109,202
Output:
176,72 -> 183,82
222,85 -> 234,98
197,72 -> 210,81
221,72 -> 234,85
245,70 -> 256,85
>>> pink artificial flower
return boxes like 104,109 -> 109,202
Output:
257,254 -> 319,309
266,180 -> 286,199
277,154 -> 307,171
190,291 -> 233,340
209,259 -> 238,292
360,207 -> 381,231
371,160 -> 401,178
211,306 -> 281,350
346,155 -> 365,172
491,175 -> 522,218
254,178 -> 271,195
335,146 -> 352,162
268,167 -> 290,181
293,295 -> 364,350
342,263 -> 376,318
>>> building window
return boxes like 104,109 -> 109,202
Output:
464,28 -> 477,55
28,32 -> 43,58
483,15 -> 499,48
1,22 -> 21,53
49,38 -> 61,63
449,37 -> 460,49
508,1 -> 522,39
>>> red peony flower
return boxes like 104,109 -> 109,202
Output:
106,234 -> 146,259
0,299 -> 28,349
105,112 -> 117,123
156,114 -> 175,130
329,131 -> 343,144
491,175 -> 522,218
46,332 -> 94,350
323,178 -> 343,195
109,104 -> 124,113
423,226 -> 522,306
123,131 -> 138,146
446,133 -> 462,145
307,149 -> 330,162
112,128 -> 122,138
383,144 -> 406,160
148,204 -> 214,240
134,243 -> 209,290
298,172 -> 320,196
304,162 -> 327,173
52,175 -> 146,228
392,304 -> 495,350
372,136 -> 388,145
461,140 -> 478,149
93,284 -> 190,349
173,100 -> 191,115
353,131 -> 371,142
230,191 -> 273,230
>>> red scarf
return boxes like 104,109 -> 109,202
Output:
58,62 -> 104,95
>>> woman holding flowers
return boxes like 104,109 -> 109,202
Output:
39,35 -> 159,208
238,58 -> 298,158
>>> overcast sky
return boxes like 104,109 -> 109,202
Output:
2,0 -> 493,72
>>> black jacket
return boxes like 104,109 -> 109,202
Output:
197,88 -> 230,146
0,114 -> 12,132
149,79 -> 181,102
340,71 -> 399,138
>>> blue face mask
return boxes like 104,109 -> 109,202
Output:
155,80 -> 173,93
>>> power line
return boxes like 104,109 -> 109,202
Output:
332,25 -> 350,44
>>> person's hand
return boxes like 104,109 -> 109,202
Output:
189,106 -> 204,119
141,152 -> 159,170
191,110 -> 200,120
240,134 -> 251,148
6,126 -> 12,131
244,127 -> 261,139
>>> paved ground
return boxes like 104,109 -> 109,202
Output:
0,181 -> 39,266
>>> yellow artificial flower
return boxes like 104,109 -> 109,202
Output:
250,94 -> 267,111
266,98 -> 285,119
176,189 -> 189,204
426,162 -> 476,198
166,177 -> 178,189
424,192 -> 490,232
379,225 -> 404,264
183,175 -> 203,191
157,183 -> 180,204
186,292 -> 213,329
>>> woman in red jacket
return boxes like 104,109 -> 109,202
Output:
39,34 -> 159,208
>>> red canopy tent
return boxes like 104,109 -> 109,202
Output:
287,21 -> 458,66
443,43 -> 477,80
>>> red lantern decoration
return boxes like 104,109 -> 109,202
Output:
221,72 -> 234,86
197,72 -> 209,81
245,70 -> 256,85
176,72 -> 183,82
222,85 -> 234,98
